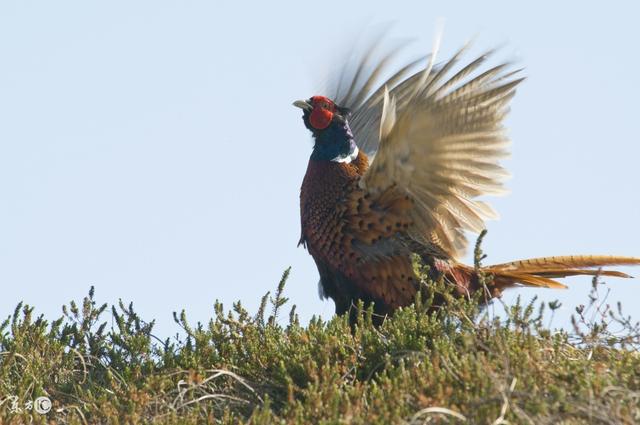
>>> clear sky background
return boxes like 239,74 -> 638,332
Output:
1,1 -> 638,337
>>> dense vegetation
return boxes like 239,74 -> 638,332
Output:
2,246 -> 640,424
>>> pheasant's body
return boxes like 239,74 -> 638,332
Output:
300,148 -> 418,317
300,124 -> 511,319
294,36 -> 640,322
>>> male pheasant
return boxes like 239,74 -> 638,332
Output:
294,38 -> 640,323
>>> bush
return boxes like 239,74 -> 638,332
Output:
1,262 -> 640,424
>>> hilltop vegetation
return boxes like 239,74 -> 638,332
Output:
2,259 -> 640,424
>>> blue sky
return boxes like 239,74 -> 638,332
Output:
1,1 -> 638,336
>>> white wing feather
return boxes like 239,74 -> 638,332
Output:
324,33 -> 523,258
359,45 -> 523,258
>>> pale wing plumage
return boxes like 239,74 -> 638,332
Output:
360,46 -> 523,259
324,33 -> 523,258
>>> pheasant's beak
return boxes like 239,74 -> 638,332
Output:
293,100 -> 313,111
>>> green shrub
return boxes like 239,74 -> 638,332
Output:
1,258 -> 639,424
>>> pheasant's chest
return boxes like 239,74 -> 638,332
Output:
299,161 -> 362,246
301,163 -> 354,218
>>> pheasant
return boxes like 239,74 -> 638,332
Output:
294,38 -> 640,323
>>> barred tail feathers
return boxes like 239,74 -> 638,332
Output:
483,255 -> 640,290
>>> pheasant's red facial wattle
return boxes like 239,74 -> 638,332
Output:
309,96 -> 336,130
309,108 -> 333,130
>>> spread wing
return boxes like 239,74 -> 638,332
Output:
327,39 -> 523,259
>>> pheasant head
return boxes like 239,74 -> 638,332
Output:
293,95 -> 358,162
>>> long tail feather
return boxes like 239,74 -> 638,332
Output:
525,269 -> 632,279
482,255 -> 640,290
488,255 -> 640,273
492,271 -> 568,289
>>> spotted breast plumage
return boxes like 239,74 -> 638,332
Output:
294,37 -> 640,323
